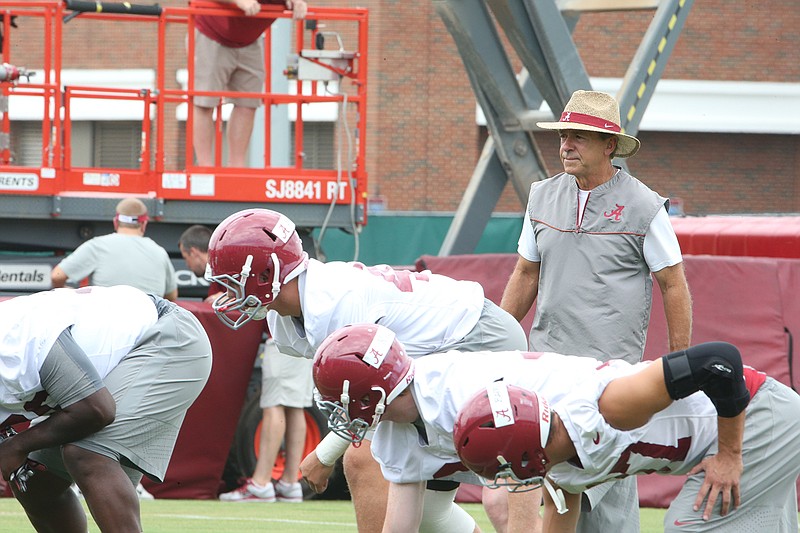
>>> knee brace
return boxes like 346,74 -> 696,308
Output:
662,341 -> 750,417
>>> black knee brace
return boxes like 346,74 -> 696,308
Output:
662,341 -> 750,418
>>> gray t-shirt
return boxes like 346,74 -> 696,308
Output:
57,233 -> 177,296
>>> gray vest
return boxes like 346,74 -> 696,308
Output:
526,169 -> 667,363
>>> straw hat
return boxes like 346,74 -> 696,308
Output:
536,90 -> 640,158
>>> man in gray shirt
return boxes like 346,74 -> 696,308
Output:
51,197 -> 178,301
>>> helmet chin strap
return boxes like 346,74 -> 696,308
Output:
543,477 -> 568,515
270,253 -> 282,301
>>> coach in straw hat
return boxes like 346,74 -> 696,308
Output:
499,89 -> 693,533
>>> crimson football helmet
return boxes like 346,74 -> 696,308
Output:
454,383 -> 552,489
312,324 -> 415,443
206,209 -> 308,329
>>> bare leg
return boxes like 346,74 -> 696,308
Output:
599,359 -> 672,430
482,485 -> 542,533
280,407 -> 307,483
192,105 -> 215,167
226,105 -> 256,167
62,444 -> 141,533
252,406 -> 285,486
13,468 -> 88,533
343,442 -> 389,533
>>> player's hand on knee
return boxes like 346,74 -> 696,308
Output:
688,452 -> 742,520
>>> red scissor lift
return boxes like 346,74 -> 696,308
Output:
0,0 -> 368,248
0,0 -> 368,499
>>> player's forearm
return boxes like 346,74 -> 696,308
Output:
717,412 -> 745,457
10,389 -> 115,456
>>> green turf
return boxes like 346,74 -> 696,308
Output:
0,497 -> 670,532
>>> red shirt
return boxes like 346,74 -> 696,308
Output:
195,0 -> 285,48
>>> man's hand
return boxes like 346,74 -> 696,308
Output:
0,434 -> 29,483
234,0 -> 261,16
688,451 -> 743,520
300,450 -> 333,494
286,0 -> 307,19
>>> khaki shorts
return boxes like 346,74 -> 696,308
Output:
260,339 -> 314,409
194,29 -> 265,108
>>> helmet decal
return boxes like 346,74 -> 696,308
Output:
362,325 -> 396,368
487,380 -> 515,428
454,384 -> 551,489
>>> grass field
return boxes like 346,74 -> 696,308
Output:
0,498 -> 670,532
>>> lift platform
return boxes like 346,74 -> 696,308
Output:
0,0 -> 368,255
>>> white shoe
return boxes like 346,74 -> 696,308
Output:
275,479 -> 303,503
219,479 -> 276,502
136,482 -> 155,500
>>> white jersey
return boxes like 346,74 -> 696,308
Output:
268,259 -> 485,359
0,286 -> 158,427
371,351 -> 608,484
548,360 -> 721,493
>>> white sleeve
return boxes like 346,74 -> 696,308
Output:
643,208 -> 683,272
266,311 -> 315,359
517,215 -> 540,262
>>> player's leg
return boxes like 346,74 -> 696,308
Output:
343,441 -> 389,533
481,485 -> 542,533
576,477 -> 641,533
12,466 -> 88,533
420,486 -> 480,533
62,444 -> 142,532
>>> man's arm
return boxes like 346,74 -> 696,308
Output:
383,481 -> 425,533
500,256 -> 540,323
0,388 -> 115,481
50,265 -> 69,288
541,484 -> 581,533
164,288 -> 178,302
653,262 -> 692,351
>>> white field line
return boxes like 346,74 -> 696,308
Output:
151,513 -> 357,527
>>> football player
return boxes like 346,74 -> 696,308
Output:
454,342 -> 800,532
206,208 -> 533,533
310,323 -> 638,532
0,285 -> 212,533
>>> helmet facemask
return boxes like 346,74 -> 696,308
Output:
209,253 -> 284,329
314,380 -> 389,444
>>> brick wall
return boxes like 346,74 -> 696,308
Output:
6,0 -> 799,215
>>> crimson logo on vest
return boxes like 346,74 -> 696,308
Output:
603,204 -> 625,222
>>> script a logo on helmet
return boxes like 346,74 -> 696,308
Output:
487,382 -> 515,428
